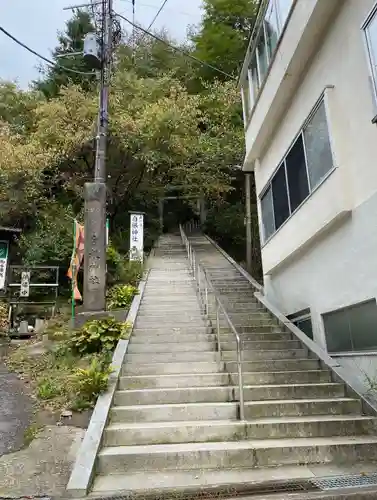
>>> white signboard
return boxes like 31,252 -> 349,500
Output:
20,271 -> 31,298
0,241 -> 8,290
129,213 -> 144,262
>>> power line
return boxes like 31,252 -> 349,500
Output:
146,0 -> 168,32
0,26 -> 96,77
114,11 -> 236,80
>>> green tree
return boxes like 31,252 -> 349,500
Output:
190,0 -> 258,81
34,10 -> 97,98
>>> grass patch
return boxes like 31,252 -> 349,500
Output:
5,314 -> 129,412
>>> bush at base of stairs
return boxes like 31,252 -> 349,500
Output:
67,317 -> 131,356
107,284 -> 139,311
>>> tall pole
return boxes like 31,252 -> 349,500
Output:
83,0 -> 113,314
245,173 -> 252,273
94,0 -> 112,183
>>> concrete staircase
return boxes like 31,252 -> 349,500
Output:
90,233 -> 377,496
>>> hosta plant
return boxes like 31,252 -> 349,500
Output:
107,284 -> 139,310
68,317 -> 131,355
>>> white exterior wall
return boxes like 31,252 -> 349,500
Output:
249,0 -> 377,376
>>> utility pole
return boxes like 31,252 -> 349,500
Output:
83,0 -> 113,314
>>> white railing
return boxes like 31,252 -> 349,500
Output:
180,223 -> 245,421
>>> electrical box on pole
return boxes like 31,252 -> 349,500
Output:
83,33 -> 101,69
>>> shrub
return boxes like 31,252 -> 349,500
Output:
68,317 -> 131,355
107,284 -> 139,310
0,301 -> 8,334
71,356 -> 112,409
37,378 -> 61,400
107,243 -> 143,286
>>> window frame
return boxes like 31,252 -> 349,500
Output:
322,298 -> 377,355
259,92 -> 335,245
362,2 -> 377,107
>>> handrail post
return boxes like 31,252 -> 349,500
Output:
193,253 -> 196,280
216,304 -> 221,355
204,283 -> 208,316
237,339 -> 245,421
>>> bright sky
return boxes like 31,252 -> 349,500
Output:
0,0 -> 203,88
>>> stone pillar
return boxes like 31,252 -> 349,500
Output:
83,182 -> 107,312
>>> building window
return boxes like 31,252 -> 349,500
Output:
323,299 -> 377,354
286,134 -> 309,212
265,0 -> 279,59
271,163 -> 290,229
303,101 -> 333,189
261,187 -> 275,241
277,0 -> 294,30
288,308 -> 313,341
241,0 -> 294,121
363,5 -> 377,101
259,98 -> 334,242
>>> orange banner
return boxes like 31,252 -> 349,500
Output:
67,222 -> 84,301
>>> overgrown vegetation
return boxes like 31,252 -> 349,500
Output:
67,317 -> 131,355
107,284 -> 139,310
6,315 -> 129,411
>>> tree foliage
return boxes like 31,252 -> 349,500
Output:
0,5 -> 262,276
33,10 -> 97,98
190,0 -> 259,81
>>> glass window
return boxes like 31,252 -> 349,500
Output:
271,163 -> 290,229
256,30 -> 269,84
285,134 -> 310,212
260,187 -> 275,241
349,301 -> 377,351
250,55 -> 259,101
364,9 -> 377,96
277,0 -> 293,30
303,102 -> 333,189
296,318 -> 313,340
323,300 -> 377,353
265,0 -> 279,59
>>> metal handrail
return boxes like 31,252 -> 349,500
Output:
179,224 -> 245,421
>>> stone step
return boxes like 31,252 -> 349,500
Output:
136,312 -> 204,321
127,339 -> 301,351
110,402 -> 237,423
132,326 -> 212,335
113,383 -> 344,406
221,340 -> 300,350
226,359 -> 320,372
119,372 -> 230,389
222,349 -> 307,361
119,370 -> 332,390
90,462 -> 377,495
103,415 -> 377,446
244,398 -> 360,418
220,325 -> 284,333
138,305 -> 202,313
134,319 -> 209,327
128,341 -> 216,353
130,333 -> 218,343
97,436 -> 377,474
122,361 -> 224,375
129,332 -> 294,344
125,351 -> 219,363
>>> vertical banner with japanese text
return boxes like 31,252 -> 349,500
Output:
129,212 -> 144,262
0,241 -> 9,290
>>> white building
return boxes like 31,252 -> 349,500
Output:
240,0 -> 377,380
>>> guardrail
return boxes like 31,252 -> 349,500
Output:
179,224 -> 245,421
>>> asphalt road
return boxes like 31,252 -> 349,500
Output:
0,361 -> 32,457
